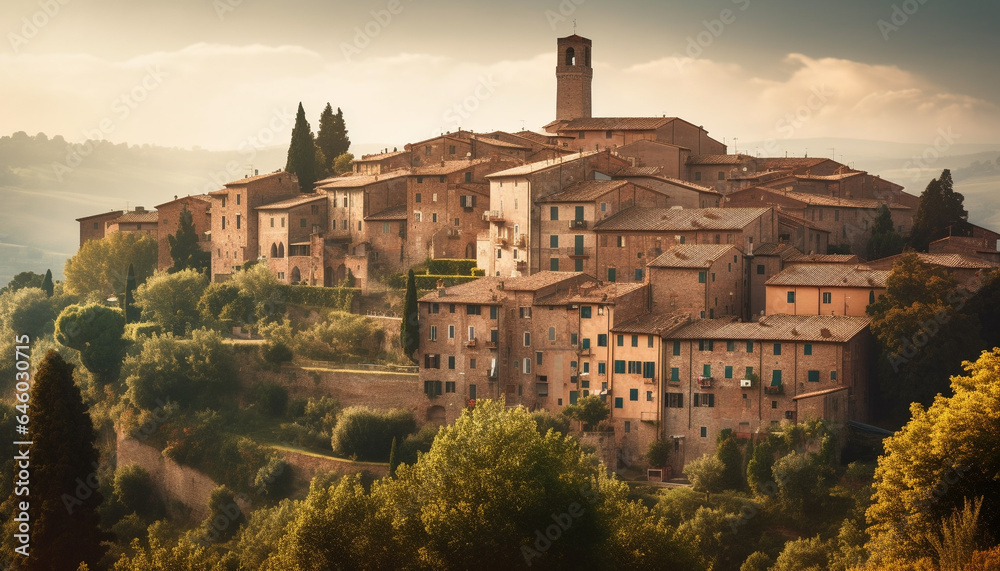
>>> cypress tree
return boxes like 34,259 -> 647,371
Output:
316,103 -> 338,175
388,436 -> 398,478
330,107 -> 351,159
12,351 -> 107,569
910,169 -> 971,251
285,102 -> 318,193
401,269 -> 419,363
168,206 -> 210,273
123,263 -> 139,323
40,269 -> 53,297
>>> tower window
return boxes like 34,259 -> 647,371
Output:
566,47 -> 576,66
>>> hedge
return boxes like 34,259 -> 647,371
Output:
278,285 -> 359,311
427,259 -> 478,276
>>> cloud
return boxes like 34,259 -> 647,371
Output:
2,44 -> 998,152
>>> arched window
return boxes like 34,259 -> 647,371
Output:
585,47 -> 591,66
565,47 -> 575,66
277,242 -> 285,258
290,266 -> 300,283
270,243 -> 278,258
869,290 -> 875,304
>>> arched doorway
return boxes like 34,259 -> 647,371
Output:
290,266 -> 300,283
270,243 -> 278,258
426,405 -> 446,425
324,266 -> 333,287
335,264 -> 347,283
465,242 -> 475,259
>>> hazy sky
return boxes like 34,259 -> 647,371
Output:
3,0 -> 999,152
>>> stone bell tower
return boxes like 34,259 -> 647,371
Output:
555,35 -> 593,121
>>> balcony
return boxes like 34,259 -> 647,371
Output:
483,210 -> 505,222
466,338 -> 477,348
640,411 -> 657,422
447,228 -> 461,239
578,346 -> 591,357
764,384 -> 784,395
696,376 -> 713,389
569,219 -> 588,230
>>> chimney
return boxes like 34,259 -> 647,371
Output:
134,206 -> 145,213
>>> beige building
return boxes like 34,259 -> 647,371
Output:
765,263 -> 888,316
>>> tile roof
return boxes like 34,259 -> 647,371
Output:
501,271 -> 587,292
611,311 -> 691,335
614,170 -> 722,195
594,207 -> 770,232
364,204 -> 408,221
413,158 -> 492,175
536,180 -> 629,203
765,264 -> 889,288
514,131 -> 552,144
255,193 -> 327,211
757,157 -> 833,171
782,191 -> 911,210
794,171 -> 864,181
155,195 -> 211,209
615,166 -> 662,177
687,154 -> 755,165
751,242 -> 802,258
777,211 -> 829,233
223,171 -> 291,186
471,136 -> 531,150
419,277 -> 507,305
866,252 -> 1000,271
486,150 -> 601,178
556,117 -> 675,131
670,314 -> 871,343
76,210 -> 123,222
536,280 -> 646,305
316,170 -> 408,189
648,244 -> 736,269
356,150 -> 407,161
114,210 -> 159,224
785,253 -> 860,264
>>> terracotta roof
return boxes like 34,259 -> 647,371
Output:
777,211 -> 829,233
413,158 -> 492,175
514,131 -> 554,144
556,117 -> 675,131
471,136 -> 530,150
114,210 -> 158,224
751,242 -> 802,258
782,191 -> 911,210
866,252 -> 1000,271
617,139 -> 690,151
223,171 -> 291,186
785,253 -> 860,264
255,194 -> 326,211
419,277 -> 507,305
364,204 -> 408,221
765,264 -> 888,288
793,386 -> 850,401
594,207 -> 770,232
648,244 -> 736,269
356,150 -> 407,161
670,314 -> 871,343
155,195 -> 211,209
486,150 -> 601,178
317,170 -> 408,189
536,180 -> 629,203
794,171 -> 864,181
611,312 -> 691,335
501,271 -> 587,292
615,166 -> 662,177
614,170 -> 722,195
757,157 -> 833,171
537,280 -> 646,305
76,210 -> 123,222
687,154 -> 755,165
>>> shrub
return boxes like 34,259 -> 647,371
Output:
531,409 -> 571,436
279,285 -> 358,310
253,457 -> 293,498
330,406 -> 416,462
255,382 -> 289,417
397,423 -> 439,464
262,341 -> 293,366
426,259 -> 477,275
647,439 -> 671,468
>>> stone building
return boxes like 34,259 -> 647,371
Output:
155,195 -> 211,271
646,244 -> 746,320
255,194 -> 329,285
76,210 -> 123,246
765,263 -> 888,316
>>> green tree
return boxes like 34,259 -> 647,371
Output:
198,282 -> 254,331
867,204 -> 907,260
330,406 -> 416,462
315,103 -> 338,174
684,454 -> 725,502
1,270 -> 43,294
532,409 -> 571,437
867,254 -> 982,423
741,551 -> 774,571
772,535 -> 831,571
64,232 -> 157,301
201,485 -> 245,543
401,269 -> 419,362
1,351 -> 107,569
123,262 -> 138,323
647,439 -> 671,469
561,394 -> 611,430
285,102 -> 318,193
55,303 -> 128,385
134,269 -> 208,335
909,169 -> 971,251
716,428 -> 744,490
168,207 -> 210,274
866,349 -> 1000,565
40,269 -> 54,297
333,152 -> 355,175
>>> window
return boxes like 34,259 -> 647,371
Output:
423,354 -> 441,369
629,388 -> 638,401
428,303 -> 439,314
670,367 -> 680,382
831,370 -> 838,380
747,341 -> 754,353
597,334 -> 607,346
300,218 -> 306,228
470,358 -> 477,369
787,291 -> 795,303
549,206 -> 559,221
746,366 -> 754,378
698,271 -> 706,283
449,304 -> 456,313
631,335 -> 638,347
646,391 -> 653,402
550,258 -> 559,271
383,222 -> 390,234
635,268 -> 644,282
536,382 -> 549,397
718,171 -> 725,180
221,196 -> 227,207
727,341 -> 735,352
695,172 -> 702,182
523,332 -> 531,346
523,358 -> 531,374
431,213 -> 438,223
673,341 -> 681,356
694,394 -> 715,407
808,370 -> 820,382
643,362 -> 655,378
519,307 -> 532,318
448,356 -> 456,370
666,393 -> 684,408
416,193 -> 422,202
757,264 -> 765,275
725,366 -> 733,379
448,144 -> 456,154
773,343 -> 782,355
617,335 -> 624,347
614,360 -> 626,374
598,362 -> 606,375
771,370 -> 782,386
608,268 -> 616,282
804,344 -> 812,355
548,327 -> 556,341
465,171 -> 472,182
468,326 -> 475,341
429,326 -> 437,340
703,364 -> 711,377
614,397 -> 623,408
537,351 -> 543,365
571,333 -> 578,345
870,290 -> 876,304
424,381 -> 442,397
581,338 -> 590,349
581,306 -> 592,318
648,335 -> 654,348
415,212 -> 422,222
466,304 -> 481,315
448,325 -> 455,339
281,217 -> 285,227
549,235 -> 559,248
445,381 -> 456,393
221,216 -> 226,229
489,306 -> 498,320
699,340 -> 714,352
